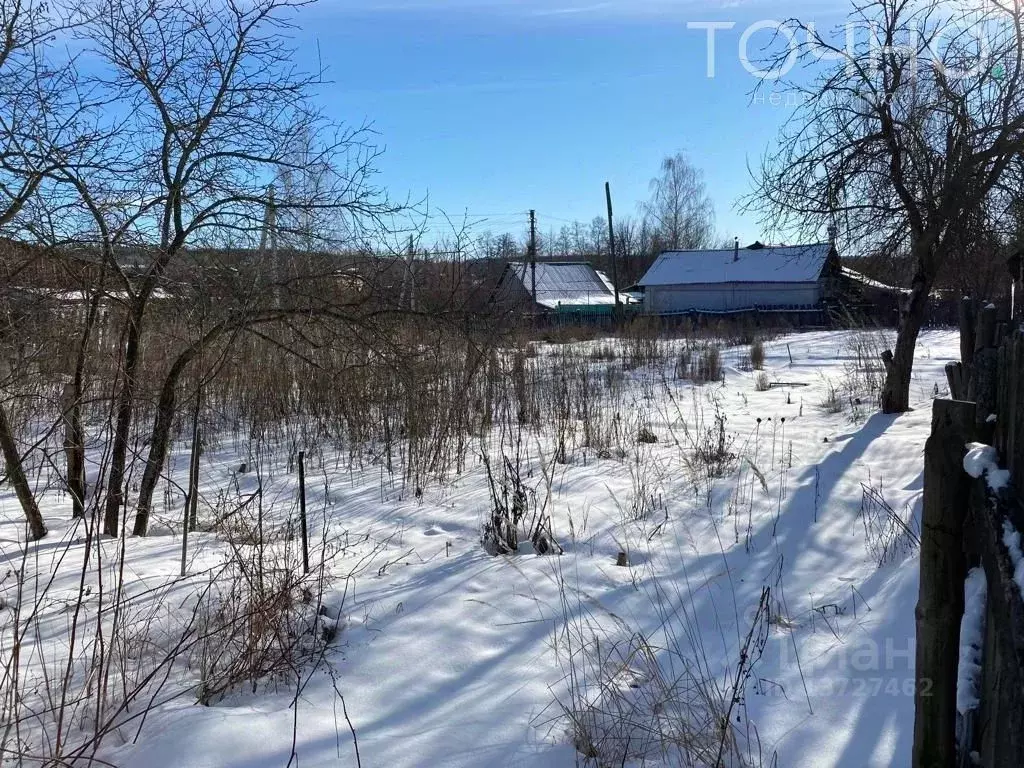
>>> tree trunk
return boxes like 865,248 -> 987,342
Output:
104,307 -> 144,537
0,399 -> 46,540
62,382 -> 86,519
66,290 -> 104,519
881,273 -> 931,414
132,380 -> 177,536
134,324 -> 220,536
133,354 -> 193,536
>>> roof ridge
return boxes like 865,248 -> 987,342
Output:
660,242 -> 830,255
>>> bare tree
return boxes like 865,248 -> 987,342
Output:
58,0 -> 395,537
615,216 -> 656,286
751,0 -> 1024,413
641,152 -> 716,252
0,0 -> 89,539
942,201 -> 1011,304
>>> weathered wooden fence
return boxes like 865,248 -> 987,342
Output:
914,303 -> 1024,768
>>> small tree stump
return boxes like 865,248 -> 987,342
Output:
616,551 -> 629,568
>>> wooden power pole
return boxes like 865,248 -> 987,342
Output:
528,209 -> 537,307
402,234 -> 416,311
605,182 -> 622,318
259,184 -> 279,308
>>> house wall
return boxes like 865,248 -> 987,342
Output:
644,281 -> 821,314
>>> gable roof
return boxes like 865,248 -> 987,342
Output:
841,266 -> 906,294
639,243 -> 834,288
505,262 -> 617,308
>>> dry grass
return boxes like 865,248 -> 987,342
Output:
551,566 -> 773,768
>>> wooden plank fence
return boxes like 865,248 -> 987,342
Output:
915,302 -> 1024,768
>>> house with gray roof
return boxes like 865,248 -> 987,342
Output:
638,242 -> 841,316
492,261 -> 627,317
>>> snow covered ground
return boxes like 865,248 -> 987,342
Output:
0,329 -> 961,767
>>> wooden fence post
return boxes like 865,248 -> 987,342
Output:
971,306 -> 1000,439
960,298 -> 976,383
914,398 -> 976,768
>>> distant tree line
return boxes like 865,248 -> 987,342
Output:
471,152 -> 718,287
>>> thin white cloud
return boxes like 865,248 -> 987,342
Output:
530,3 -> 614,17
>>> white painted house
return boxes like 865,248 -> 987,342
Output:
638,242 -> 840,315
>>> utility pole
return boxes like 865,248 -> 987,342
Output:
605,183 -> 622,319
402,234 -> 416,311
528,210 -> 537,307
259,184 -> 279,308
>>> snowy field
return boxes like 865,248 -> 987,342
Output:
0,328 -> 960,768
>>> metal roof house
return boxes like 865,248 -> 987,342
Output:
638,242 -> 841,316
492,261 -> 624,317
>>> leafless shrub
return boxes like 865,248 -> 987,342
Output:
674,345 -> 693,381
750,340 -> 766,371
637,426 -> 658,445
692,402 -> 737,479
843,331 -> 890,408
622,317 -> 664,371
818,378 -> 844,414
551,580 -> 772,768
754,373 -> 771,392
480,419 -> 560,556
859,481 -> 920,567
193,546 -> 327,705
691,344 -> 722,385
623,442 -> 666,522
481,450 -> 531,555
0,518 -> 346,764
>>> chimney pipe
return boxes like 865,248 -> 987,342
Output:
733,237 -> 739,262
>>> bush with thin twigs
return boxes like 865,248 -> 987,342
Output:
754,372 -> 771,392
691,343 -> 723,385
637,426 -> 659,445
480,413 -> 561,556
818,378 -> 844,414
674,345 -> 693,381
550,571 -> 773,768
859,480 -> 921,568
750,339 -> 766,371
843,330 -> 891,407
0,496 -> 368,764
194,546 -> 328,706
693,409 -> 737,480
621,317 -> 664,371
622,438 -> 667,522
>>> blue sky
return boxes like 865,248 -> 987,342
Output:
294,0 -> 849,245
